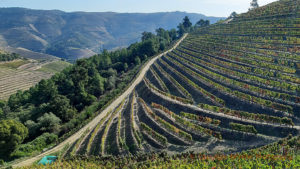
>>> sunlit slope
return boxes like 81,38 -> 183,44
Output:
64,0 -> 300,157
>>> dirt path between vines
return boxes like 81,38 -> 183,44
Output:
12,34 -> 188,168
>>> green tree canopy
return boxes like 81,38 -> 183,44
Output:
37,112 -> 61,133
0,119 -> 28,158
48,95 -> 77,122
183,16 -> 192,29
196,19 -> 210,27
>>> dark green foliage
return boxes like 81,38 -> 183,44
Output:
229,12 -> 238,18
196,19 -> 210,27
0,119 -> 28,158
37,113 -> 61,133
183,16 -> 192,29
177,16 -> 194,36
11,133 -> 58,158
0,53 -> 21,62
48,95 -> 77,122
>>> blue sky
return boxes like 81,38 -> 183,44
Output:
0,0 -> 277,17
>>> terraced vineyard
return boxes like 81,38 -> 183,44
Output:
0,59 -> 71,100
64,0 -> 300,158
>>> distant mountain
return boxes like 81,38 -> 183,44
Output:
0,8 -> 224,60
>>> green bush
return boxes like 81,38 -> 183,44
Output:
11,133 -> 58,158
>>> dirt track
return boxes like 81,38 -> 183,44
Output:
12,34 -> 188,168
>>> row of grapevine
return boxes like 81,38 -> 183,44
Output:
101,99 -> 126,155
153,63 -> 193,100
180,112 -> 220,126
151,102 -> 222,140
149,67 -> 169,93
140,122 -> 167,146
175,47 -> 299,93
163,55 -> 293,113
86,110 -> 112,155
139,98 -> 193,142
158,58 -> 225,106
198,103 -> 294,126
169,50 -> 299,105
229,122 -> 258,134
143,77 -> 193,104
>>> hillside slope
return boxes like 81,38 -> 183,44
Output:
62,0 -> 300,157
0,8 -> 224,60
0,59 -> 71,100
0,49 -> 71,100
9,0 -> 300,167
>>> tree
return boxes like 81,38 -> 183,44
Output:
196,19 -> 210,27
24,120 -> 39,138
106,75 -> 116,90
48,95 -> 77,122
140,40 -> 157,57
0,119 -> 28,158
37,112 -> 61,133
182,16 -> 192,29
196,19 -> 205,27
141,32 -> 155,41
98,50 -> 112,70
177,23 -> 185,37
156,28 -> 170,44
204,20 -> 210,26
134,56 -> 141,65
229,12 -> 238,18
249,0 -> 259,10
169,29 -> 178,41
31,79 -> 58,106
87,73 -> 105,97
122,63 -> 128,71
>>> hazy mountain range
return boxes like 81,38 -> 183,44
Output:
0,8 -> 224,60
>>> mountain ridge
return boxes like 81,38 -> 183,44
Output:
0,8 -> 224,60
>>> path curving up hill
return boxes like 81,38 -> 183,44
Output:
11,34 -> 188,168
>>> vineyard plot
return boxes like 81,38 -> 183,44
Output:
65,0 -> 300,157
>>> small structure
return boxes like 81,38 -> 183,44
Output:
38,156 -> 57,165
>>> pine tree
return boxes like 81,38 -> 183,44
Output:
249,0 -> 259,10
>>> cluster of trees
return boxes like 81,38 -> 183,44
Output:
195,19 -> 210,27
177,16 -> 210,37
0,17 -> 193,159
0,53 -> 21,62
0,120 -> 28,160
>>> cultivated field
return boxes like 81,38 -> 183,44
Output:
0,59 -> 71,100
62,0 -> 300,158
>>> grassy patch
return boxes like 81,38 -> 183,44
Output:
38,61 -> 71,74
0,59 -> 30,69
